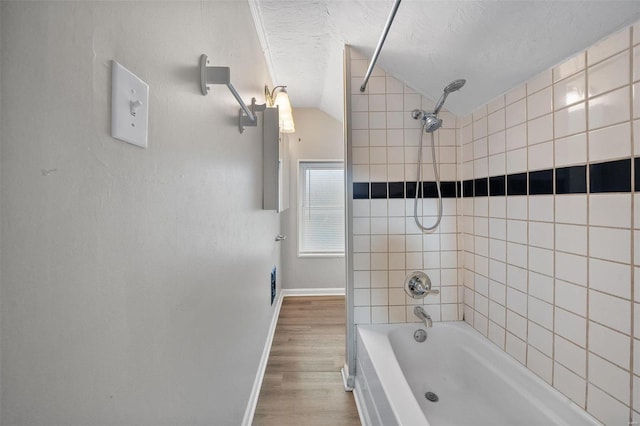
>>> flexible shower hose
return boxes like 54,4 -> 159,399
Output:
414,121 -> 443,232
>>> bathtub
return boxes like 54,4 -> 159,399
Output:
354,321 -> 600,426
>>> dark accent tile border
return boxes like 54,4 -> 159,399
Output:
507,173 -> 527,196
529,169 -> 553,195
371,182 -> 388,199
489,175 -> 506,196
590,159 -> 631,193
351,157 -> 640,199
556,165 -> 586,194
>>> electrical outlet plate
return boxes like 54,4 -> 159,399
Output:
111,61 -> 149,148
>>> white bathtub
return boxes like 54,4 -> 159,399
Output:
354,321 -> 601,426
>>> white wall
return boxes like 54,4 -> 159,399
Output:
460,24 -> 640,424
1,2 -> 279,424
281,108 -> 345,289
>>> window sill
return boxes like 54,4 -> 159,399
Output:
297,253 -> 345,259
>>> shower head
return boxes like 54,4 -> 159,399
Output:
433,78 -> 466,116
444,79 -> 466,94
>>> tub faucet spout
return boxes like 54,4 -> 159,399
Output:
414,306 -> 432,327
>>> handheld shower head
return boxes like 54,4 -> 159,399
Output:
433,78 -> 466,116
444,79 -> 466,94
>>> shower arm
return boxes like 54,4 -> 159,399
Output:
359,0 -> 402,92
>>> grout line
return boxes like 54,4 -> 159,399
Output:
629,25 -> 636,423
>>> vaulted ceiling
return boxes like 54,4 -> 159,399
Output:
250,0 -> 640,121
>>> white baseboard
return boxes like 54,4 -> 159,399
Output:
241,291 -> 284,426
281,287 -> 345,297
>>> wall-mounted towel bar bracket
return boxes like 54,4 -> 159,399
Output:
200,54 -> 265,133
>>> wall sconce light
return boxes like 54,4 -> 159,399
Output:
265,85 -> 296,133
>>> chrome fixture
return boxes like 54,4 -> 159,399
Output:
411,79 -> 466,133
200,54 -> 267,134
413,329 -> 428,343
275,234 -> 286,242
414,306 -> 433,328
410,79 -> 466,232
360,0 -> 402,92
404,271 -> 439,299
265,85 -> 295,133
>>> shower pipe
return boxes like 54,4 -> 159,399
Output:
359,0 -> 402,92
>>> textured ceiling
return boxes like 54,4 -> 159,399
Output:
250,0 -> 640,121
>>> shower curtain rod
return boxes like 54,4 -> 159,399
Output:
359,0 -> 402,92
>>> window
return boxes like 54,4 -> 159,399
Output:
298,161 -> 345,256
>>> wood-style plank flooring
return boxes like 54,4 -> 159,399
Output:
253,296 -> 360,426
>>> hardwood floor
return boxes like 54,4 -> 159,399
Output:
253,296 -> 360,426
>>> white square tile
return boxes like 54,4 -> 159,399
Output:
369,111 -> 386,129
528,140 -> 554,171
352,112 -> 369,129
554,52 -> 586,82
352,165 -> 370,181
588,51 -> 630,97
506,99 -> 526,128
555,279 -> 587,317
507,196 -> 528,220
555,133 -> 587,168
555,195 -> 587,225
387,147 -> 404,164
488,130 -> 506,156
528,321 -> 553,356
371,270 -> 388,288
556,224 -> 587,256
529,196 -> 554,223
553,362 -> 586,407
488,153 -> 506,176
589,257 -> 631,299
527,70 -> 552,94
506,333 -> 526,364
588,87 -> 631,130
507,266 -> 527,293
505,123 -> 527,151
386,94 -> 403,111
589,290 -> 631,334
488,110 -> 506,135
354,307 -> 371,324
388,252 -> 405,271
587,383 -> 630,426
367,76 -> 386,94
370,253 -> 388,270
371,288 -> 389,306
506,148 -> 527,174
488,95 -> 506,113
354,289 -> 370,306
368,94 -> 386,111
370,199 -> 387,217
386,76 -> 403,93
473,137 -> 488,159
388,306 -> 405,323
505,85 -> 526,105
370,130 -> 386,146
589,320 -> 631,371
555,307 -> 587,347
353,271 -> 371,289
388,217 -> 405,235
473,117 -> 488,140
489,300 -> 506,328
528,296 -> 553,330
388,288 -> 404,305
352,147 -> 370,164
527,87 -> 553,119
634,46 -> 640,82
589,226 -> 630,264
527,345 -> 552,384
590,194 -> 631,228
371,306 -> 389,324
370,217 -> 388,235
588,353 -> 630,404
529,246 -> 553,277
554,103 -> 586,138
369,165 -> 387,182
488,322 -> 506,349
507,219 -> 527,244
507,242 -> 527,269
528,271 -> 553,303
352,217 -> 370,235
587,27 -> 630,66
386,111 -> 404,129
555,251 -> 587,286
507,288 -> 527,317
555,335 -> 587,377
554,71 -> 586,110
507,309 -> 527,338
370,147 -> 388,164
353,235 -> 371,253
589,122 -> 631,163
387,164 -> 404,181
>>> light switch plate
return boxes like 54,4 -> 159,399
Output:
111,61 -> 149,148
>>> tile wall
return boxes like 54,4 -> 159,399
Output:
460,23 -> 640,424
348,48 -> 463,326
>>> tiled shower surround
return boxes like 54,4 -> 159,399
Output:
348,21 -> 640,424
